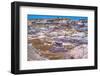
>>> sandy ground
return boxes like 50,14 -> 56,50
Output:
64,44 -> 88,59
27,44 -> 48,61
28,43 -> 88,61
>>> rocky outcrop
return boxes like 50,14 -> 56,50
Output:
65,44 -> 88,59
27,18 -> 88,60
